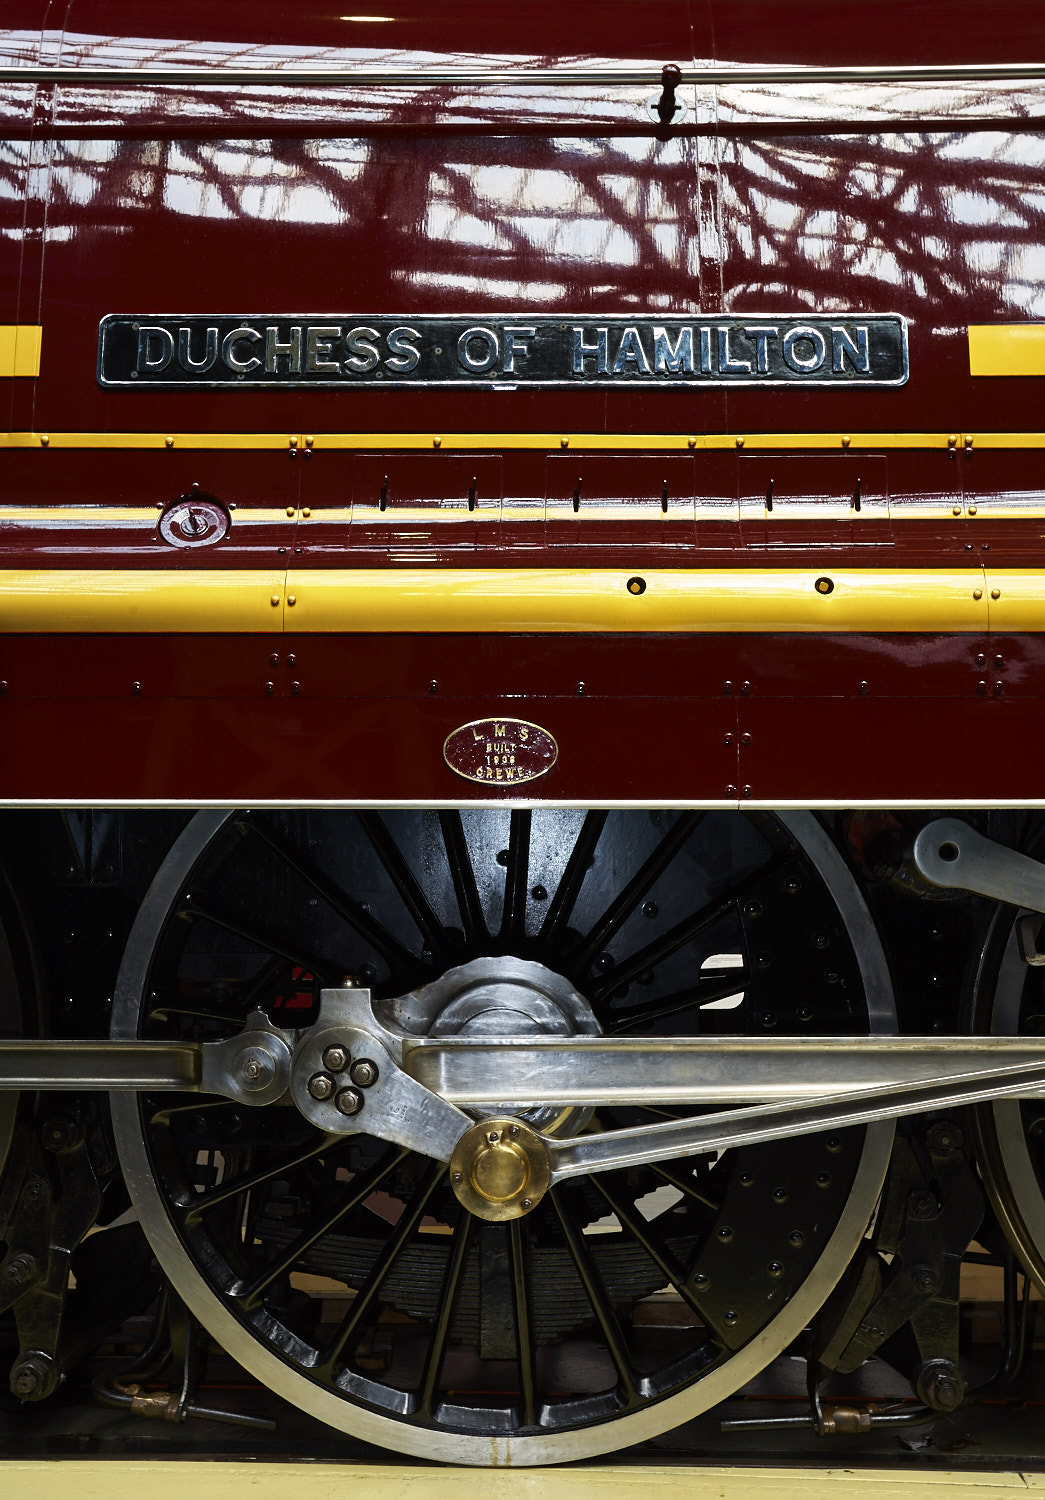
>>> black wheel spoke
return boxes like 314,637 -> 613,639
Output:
357,812 -> 454,965
569,812 -> 705,975
549,1186 -> 640,1406
589,856 -> 782,1003
590,1174 -> 711,1325
321,1158 -> 446,1372
650,1162 -> 720,1213
176,899 -> 335,984
607,972 -> 748,1033
234,1146 -> 408,1309
179,1133 -> 341,1225
499,809 -> 532,945
538,810 -> 607,948
418,1208 -> 476,1417
438,811 -> 487,946
507,1218 -> 537,1427
240,816 -> 420,975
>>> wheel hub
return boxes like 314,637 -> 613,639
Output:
450,1116 -> 552,1221
381,955 -> 601,1133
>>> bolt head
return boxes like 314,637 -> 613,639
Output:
5,1254 -> 36,1287
334,1087 -> 364,1117
323,1045 -> 349,1073
11,1365 -> 40,1398
349,1058 -> 379,1088
307,1073 -> 334,1101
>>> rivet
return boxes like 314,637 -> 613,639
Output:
687,435 -> 697,448
977,680 -> 987,695
39,434 -> 49,447
305,435 -> 314,448
291,681 -> 300,694
429,679 -> 438,694
965,434 -> 974,447
724,732 -> 733,745
948,435 -> 957,447
952,506 -> 962,517
991,588 -> 1001,600
286,506 -> 295,518
302,507 -> 311,518
741,731 -> 752,745
841,435 -> 851,448
726,784 -> 737,796
735,436 -> 745,449
858,680 -> 868,695
289,437 -> 298,448
270,595 -> 280,606
131,681 -> 141,695
265,682 -> 274,695
973,588 -> 983,600
560,436 -> 569,448
287,654 -> 296,666
994,681 -> 1004,696
287,596 -> 296,606
433,436 -> 442,448
741,784 -> 752,798
968,505 -> 977,516
165,435 -> 174,448
577,681 -> 586,695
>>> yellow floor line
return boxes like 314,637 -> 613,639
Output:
0,1462 -> 1039,1500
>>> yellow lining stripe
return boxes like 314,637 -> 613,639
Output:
3,430 -> 1045,452
970,324 -> 1045,377
0,570 -> 285,632
0,327 -> 42,378
0,567 -> 1012,634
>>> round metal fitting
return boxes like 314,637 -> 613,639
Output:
235,1045 -> 277,1092
307,1073 -> 334,1102
449,1116 -> 551,1222
334,1087 -> 364,1117
323,1045 -> 349,1073
349,1058 -> 379,1089
4,1253 -> 37,1287
916,1358 -> 964,1412
10,1351 -> 59,1402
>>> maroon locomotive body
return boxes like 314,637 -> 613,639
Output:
1,0 -> 1045,1467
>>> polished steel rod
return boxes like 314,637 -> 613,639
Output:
1,63 -> 1044,89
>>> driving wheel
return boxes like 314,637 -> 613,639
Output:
111,807 -> 894,1464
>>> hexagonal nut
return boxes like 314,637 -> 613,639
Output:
10,1352 -> 58,1402
349,1058 -> 379,1089
323,1045 -> 349,1073
307,1072 -> 335,1102
334,1087 -> 364,1117
3,1253 -> 38,1288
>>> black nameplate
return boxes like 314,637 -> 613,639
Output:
98,313 -> 908,389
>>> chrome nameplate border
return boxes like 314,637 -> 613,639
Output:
97,313 -> 909,390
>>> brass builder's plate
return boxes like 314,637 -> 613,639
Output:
443,718 -> 558,786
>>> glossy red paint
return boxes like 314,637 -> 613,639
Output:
0,629 -> 1024,801
3,2 -> 1045,800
